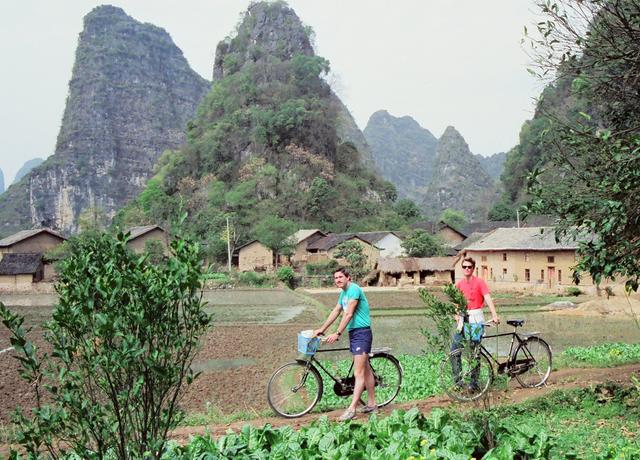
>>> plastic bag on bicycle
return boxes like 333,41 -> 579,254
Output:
461,323 -> 484,341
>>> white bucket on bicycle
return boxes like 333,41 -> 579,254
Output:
297,330 -> 320,355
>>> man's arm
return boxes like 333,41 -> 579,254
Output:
313,304 -> 342,338
324,299 -> 357,344
484,293 -> 500,324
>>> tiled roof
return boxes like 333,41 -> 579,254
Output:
463,227 -> 580,251
290,229 -> 326,244
356,231 -> 401,244
0,253 -> 43,275
307,233 -> 372,251
0,228 -> 66,247
127,225 -> 164,240
411,221 -> 467,238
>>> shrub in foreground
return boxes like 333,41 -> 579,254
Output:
0,230 -> 211,459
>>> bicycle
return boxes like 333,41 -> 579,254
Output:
267,333 -> 403,418
439,319 -> 552,402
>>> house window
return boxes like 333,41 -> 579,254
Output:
558,270 -> 562,283
490,268 -> 493,278
525,269 -> 530,282
524,252 -> 530,261
540,269 -> 545,281
502,253 -> 507,261
481,255 -> 487,262
502,268 -> 507,277
547,256 -> 555,263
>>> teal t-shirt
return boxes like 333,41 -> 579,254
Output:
338,282 -> 371,330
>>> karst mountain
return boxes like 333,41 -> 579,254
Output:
0,5 -> 210,236
422,126 -> 498,220
364,111 -> 502,219
116,1 -> 400,258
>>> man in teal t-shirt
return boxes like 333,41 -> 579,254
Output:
314,268 -> 376,421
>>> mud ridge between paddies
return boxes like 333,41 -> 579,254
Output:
169,363 -> 640,443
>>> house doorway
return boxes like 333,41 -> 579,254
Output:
547,266 -> 556,289
481,265 -> 489,281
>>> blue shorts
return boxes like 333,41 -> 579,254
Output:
348,327 -> 372,355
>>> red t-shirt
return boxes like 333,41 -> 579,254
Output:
456,276 -> 489,310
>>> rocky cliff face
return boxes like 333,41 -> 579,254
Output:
423,126 -> 498,220
363,110 -> 438,202
0,5 -> 210,236
0,168 -> 4,194
12,158 -> 43,185
134,1 -> 397,245
475,152 -> 506,181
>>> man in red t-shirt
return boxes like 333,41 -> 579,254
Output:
451,256 -> 500,391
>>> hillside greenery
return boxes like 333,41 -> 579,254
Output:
520,0 -> 640,290
116,6 -> 409,264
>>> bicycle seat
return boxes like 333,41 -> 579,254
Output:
507,319 -> 524,328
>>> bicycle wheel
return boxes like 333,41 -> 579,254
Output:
267,361 -> 323,418
513,336 -> 552,388
368,353 -> 403,407
439,347 -> 493,402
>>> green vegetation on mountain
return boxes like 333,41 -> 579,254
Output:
117,2 -> 407,263
503,0 -> 640,289
0,167 -> 4,194
422,127 -> 498,221
363,110 -> 438,203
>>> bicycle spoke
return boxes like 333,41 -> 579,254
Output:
267,362 -> 323,418
513,337 -> 552,388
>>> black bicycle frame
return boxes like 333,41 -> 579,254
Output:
302,347 -> 354,388
469,329 -> 531,374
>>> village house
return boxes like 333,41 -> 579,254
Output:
375,256 -> 456,287
456,227 -> 594,294
412,221 -> 467,248
236,240 -> 274,272
0,253 -> 45,289
0,228 -> 67,286
306,233 -> 380,269
0,228 -> 66,259
356,231 -> 405,258
287,229 -> 327,266
126,225 -> 170,255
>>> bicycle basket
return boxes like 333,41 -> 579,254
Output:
297,332 -> 320,355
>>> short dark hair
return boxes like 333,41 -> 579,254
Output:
334,267 -> 351,278
462,257 -> 476,269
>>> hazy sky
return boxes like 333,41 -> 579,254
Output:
0,0 -> 544,186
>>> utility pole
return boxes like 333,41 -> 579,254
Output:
226,216 -> 232,271
516,209 -> 520,228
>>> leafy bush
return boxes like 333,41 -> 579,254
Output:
238,271 -> 276,287
0,231 -> 211,458
419,284 -> 467,353
305,259 -> 339,276
565,286 -> 582,296
276,266 -> 296,289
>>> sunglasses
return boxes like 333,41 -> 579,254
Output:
462,265 -> 474,269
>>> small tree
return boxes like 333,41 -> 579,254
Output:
439,209 -> 467,231
253,216 -> 297,268
333,240 -> 368,280
394,198 -> 422,221
419,284 -> 467,354
0,231 -> 211,458
401,229 -> 446,257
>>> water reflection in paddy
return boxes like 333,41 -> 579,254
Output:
372,311 -> 640,356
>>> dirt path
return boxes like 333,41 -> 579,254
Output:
169,363 -> 640,443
